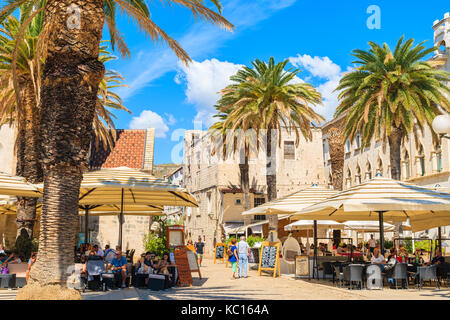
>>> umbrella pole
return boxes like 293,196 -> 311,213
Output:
438,227 -> 442,254
313,220 -> 318,279
378,211 -> 385,255
85,208 -> 89,244
119,189 -> 124,248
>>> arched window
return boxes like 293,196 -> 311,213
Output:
376,157 -> 383,176
355,131 -> 361,149
418,145 -> 425,176
365,161 -> 372,180
355,165 -> 362,185
439,41 -> 447,54
435,142 -> 442,173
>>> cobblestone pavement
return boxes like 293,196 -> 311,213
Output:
2,258 -> 450,300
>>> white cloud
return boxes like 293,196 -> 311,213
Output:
129,110 -> 169,138
289,54 -> 345,122
289,54 -> 341,80
176,58 -> 244,127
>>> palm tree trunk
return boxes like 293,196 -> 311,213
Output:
240,143 -> 251,225
266,126 -> 278,231
388,126 -> 403,180
327,127 -> 345,191
24,0 -> 105,296
15,77 -> 42,240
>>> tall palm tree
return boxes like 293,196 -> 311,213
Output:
335,37 -> 450,180
216,57 -> 324,232
0,0 -> 232,294
0,10 -> 128,260
325,117 -> 346,191
209,109 -> 260,224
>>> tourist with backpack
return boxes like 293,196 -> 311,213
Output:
228,238 -> 238,279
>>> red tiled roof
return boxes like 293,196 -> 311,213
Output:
89,129 -> 146,169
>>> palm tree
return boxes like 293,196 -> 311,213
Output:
0,9 -> 128,275
325,117 -> 346,191
209,109 -> 260,224
216,57 -> 324,232
0,0 -> 232,294
335,37 -> 450,180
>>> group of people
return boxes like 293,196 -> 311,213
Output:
227,236 -> 250,280
135,251 -> 175,286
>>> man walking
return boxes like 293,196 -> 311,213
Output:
195,236 -> 205,267
237,236 -> 250,278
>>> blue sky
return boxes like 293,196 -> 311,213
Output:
104,0 -> 449,164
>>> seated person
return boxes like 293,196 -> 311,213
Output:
26,252 -> 37,283
398,246 -> 408,263
107,249 -> 128,289
428,250 -> 445,265
2,252 -> 21,266
93,245 -> 104,257
370,248 -> 385,266
104,245 -> 116,263
387,248 -> 399,263
155,252 -> 173,281
337,244 -> 346,254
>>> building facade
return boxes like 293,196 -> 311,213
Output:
183,128 -> 325,255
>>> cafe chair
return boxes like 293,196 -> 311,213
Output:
366,264 -> 383,290
437,262 -> 450,287
333,264 -> 344,287
343,265 -> 364,290
83,258 -> 106,292
392,263 -> 408,289
416,265 -> 440,290
321,262 -> 334,281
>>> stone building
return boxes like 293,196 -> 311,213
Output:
183,128 -> 325,255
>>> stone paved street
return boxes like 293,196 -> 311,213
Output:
2,258 -> 450,300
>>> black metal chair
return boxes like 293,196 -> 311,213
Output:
392,263 -> 408,289
321,262 -> 334,280
437,262 -> 450,287
343,265 -> 364,290
127,249 -> 135,263
333,264 -> 344,287
416,265 -> 440,290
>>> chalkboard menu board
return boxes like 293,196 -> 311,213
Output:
214,243 -> 225,263
174,247 -> 192,287
257,241 -> 280,278
260,246 -> 277,268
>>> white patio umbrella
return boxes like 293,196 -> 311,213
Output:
242,185 -> 337,216
293,176 -> 450,253
0,172 -> 41,197
284,220 -> 344,232
36,167 -> 197,247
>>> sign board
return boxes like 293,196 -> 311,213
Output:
257,241 -> 281,278
167,225 -> 185,247
186,249 -> 202,279
214,243 -> 225,264
295,255 -> 310,277
173,247 -> 192,286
